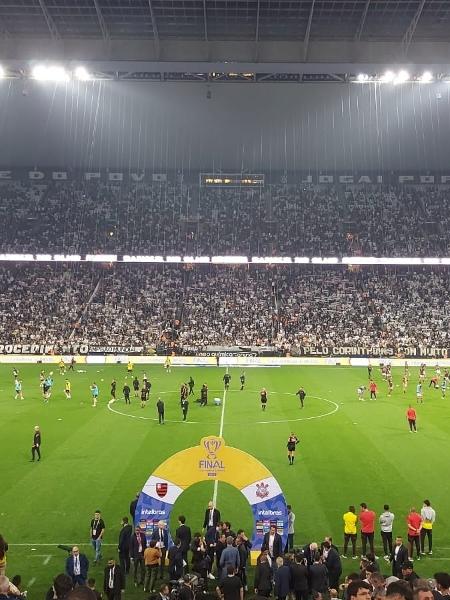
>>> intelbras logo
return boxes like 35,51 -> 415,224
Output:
258,510 -> 282,516
142,509 -> 166,516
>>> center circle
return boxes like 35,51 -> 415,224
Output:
107,390 -> 339,425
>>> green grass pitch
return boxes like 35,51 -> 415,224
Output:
1,363 -> 449,597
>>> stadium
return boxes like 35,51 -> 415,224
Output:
1,3 -> 450,600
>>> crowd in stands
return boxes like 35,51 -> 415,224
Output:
1,180 -> 450,257
0,264 -> 449,351
0,500 -> 449,600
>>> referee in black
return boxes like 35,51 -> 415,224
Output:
31,425 -> 41,461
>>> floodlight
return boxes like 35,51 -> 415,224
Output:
32,65 -> 70,81
380,70 -> 395,83
74,66 -> 91,81
357,73 -> 369,82
0,65 -> 4,79
394,70 -> 409,84
419,71 -> 433,83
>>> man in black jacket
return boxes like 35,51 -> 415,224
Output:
261,525 -> 283,563
103,559 -> 124,600
130,526 -> 147,587
290,553 -> 309,600
31,425 -> 41,461
254,556 -> 272,597
203,502 -> 221,531
176,516 -> 192,566
168,539 -> 184,581
391,537 -> 409,577
118,517 -> 132,575
323,541 -> 342,590
129,493 -> 139,522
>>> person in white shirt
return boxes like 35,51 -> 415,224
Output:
420,499 -> 436,555
285,505 -> 296,552
379,504 -> 395,560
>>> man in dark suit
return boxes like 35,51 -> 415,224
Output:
129,493 -> 139,521
323,541 -> 342,590
130,526 -> 147,586
168,538 -> 184,581
66,546 -> 89,587
151,521 -> 169,579
290,553 -> 309,600
103,558 -> 125,600
261,525 -> 283,563
176,516 -> 192,566
118,517 -> 133,575
391,536 -> 409,577
203,501 -> 221,531
302,542 -> 319,567
254,555 -> 272,597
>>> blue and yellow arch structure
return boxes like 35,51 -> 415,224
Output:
135,436 -> 288,561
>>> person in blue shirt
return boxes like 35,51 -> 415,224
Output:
90,383 -> 99,407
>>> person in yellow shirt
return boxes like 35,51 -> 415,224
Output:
127,361 -> 133,375
64,379 -> 72,400
420,499 -> 436,555
342,505 -> 358,559
143,541 -> 161,593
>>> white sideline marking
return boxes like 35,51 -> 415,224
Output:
213,367 -> 229,506
27,578 -> 36,587
43,555 -> 52,565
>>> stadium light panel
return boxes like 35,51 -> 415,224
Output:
32,65 -> 70,81
0,65 -> 4,79
211,256 -> 248,264
85,254 -> 117,262
419,71 -> 433,83
394,70 -> 410,84
357,73 -> 369,82
74,66 -> 92,81
380,70 -> 395,83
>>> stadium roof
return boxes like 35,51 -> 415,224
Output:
0,0 -> 448,42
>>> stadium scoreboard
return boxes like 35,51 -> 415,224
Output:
200,173 -> 265,187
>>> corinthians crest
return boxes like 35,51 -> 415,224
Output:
256,481 -> 269,499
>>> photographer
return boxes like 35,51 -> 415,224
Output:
179,576 -> 194,600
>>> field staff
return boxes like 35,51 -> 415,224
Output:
31,425 -> 41,461
420,499 -> 435,554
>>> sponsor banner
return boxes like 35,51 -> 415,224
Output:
240,476 -> 283,504
142,475 -> 184,504
89,345 -> 144,354
135,492 -> 174,544
198,351 -> 259,357
136,437 -> 288,552
297,346 -> 450,358
251,493 -> 288,549
3,169 -> 450,185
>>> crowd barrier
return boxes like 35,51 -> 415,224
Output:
1,354 -> 450,367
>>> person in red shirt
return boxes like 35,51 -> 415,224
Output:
407,507 -> 422,559
359,503 -> 376,557
406,405 -> 417,432
369,381 -> 377,400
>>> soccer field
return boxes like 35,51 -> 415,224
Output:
1,362 -> 449,597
